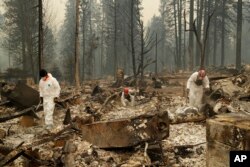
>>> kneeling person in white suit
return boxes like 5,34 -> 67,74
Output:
186,69 -> 209,109
121,87 -> 135,107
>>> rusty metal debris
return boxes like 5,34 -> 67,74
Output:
80,111 -> 169,148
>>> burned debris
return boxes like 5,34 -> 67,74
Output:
0,66 -> 250,166
80,111 -> 169,148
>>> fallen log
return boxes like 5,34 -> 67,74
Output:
0,93 -> 81,124
0,149 -> 24,166
0,148 -> 52,167
57,93 -> 80,104
0,105 -> 41,123
0,100 -> 10,106
0,141 -> 24,166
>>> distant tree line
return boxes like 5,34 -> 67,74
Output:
152,0 -> 250,71
1,0 -> 58,81
59,0 -> 157,85
1,0 -> 250,84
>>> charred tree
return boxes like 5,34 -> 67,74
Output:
81,1 -> 88,81
74,0 -> 80,88
236,0 -> 242,70
177,0 -> 183,69
184,10 -> 214,69
38,0 -> 44,73
188,0 -> 194,70
220,0 -> 226,67
113,0 -> 118,79
173,0 -> 179,69
195,0 -> 204,67
130,0 -> 137,78
213,0 -> 219,66
204,0 -> 212,66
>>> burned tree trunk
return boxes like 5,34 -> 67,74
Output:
184,9 -> 214,69
112,68 -> 124,87
74,0 -> 81,88
38,0 -> 44,72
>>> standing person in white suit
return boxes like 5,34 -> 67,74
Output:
39,69 -> 61,130
186,69 -> 210,109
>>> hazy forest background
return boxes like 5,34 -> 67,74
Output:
0,0 -> 250,85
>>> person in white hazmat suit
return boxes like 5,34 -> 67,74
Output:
121,87 -> 135,107
186,69 -> 209,109
39,69 -> 61,129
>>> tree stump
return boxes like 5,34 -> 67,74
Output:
206,112 -> 250,167
112,68 -> 124,87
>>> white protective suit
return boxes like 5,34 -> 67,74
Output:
39,73 -> 61,127
121,92 -> 135,107
186,72 -> 209,109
